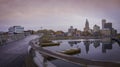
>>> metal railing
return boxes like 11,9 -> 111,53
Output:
29,36 -> 120,67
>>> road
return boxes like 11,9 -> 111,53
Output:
0,35 -> 39,67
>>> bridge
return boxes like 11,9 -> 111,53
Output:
29,37 -> 120,67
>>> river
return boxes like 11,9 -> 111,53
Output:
43,38 -> 120,67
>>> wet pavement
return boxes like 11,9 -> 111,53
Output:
0,35 -> 39,67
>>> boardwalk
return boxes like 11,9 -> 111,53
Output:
0,35 -> 39,67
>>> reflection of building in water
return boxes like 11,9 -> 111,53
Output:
83,41 -> 91,54
93,41 -> 100,48
102,38 -> 112,53
68,41 -> 81,47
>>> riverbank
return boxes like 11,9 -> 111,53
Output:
41,35 -> 111,41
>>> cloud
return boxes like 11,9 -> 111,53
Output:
0,0 -> 120,19
0,0 -> 120,32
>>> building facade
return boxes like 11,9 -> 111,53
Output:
102,19 -> 106,29
93,25 -> 100,32
68,26 -> 75,36
101,19 -> 117,36
101,29 -> 111,36
104,22 -> 112,29
8,26 -> 24,34
84,19 -> 90,32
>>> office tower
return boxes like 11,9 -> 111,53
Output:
84,19 -> 90,32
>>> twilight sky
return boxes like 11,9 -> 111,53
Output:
0,0 -> 120,32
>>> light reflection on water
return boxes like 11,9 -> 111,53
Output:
44,38 -> 120,63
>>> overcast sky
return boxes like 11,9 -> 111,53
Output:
0,0 -> 120,32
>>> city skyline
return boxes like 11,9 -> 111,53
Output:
0,19 -> 119,33
0,0 -> 120,33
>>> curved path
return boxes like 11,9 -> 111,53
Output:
0,35 -> 39,67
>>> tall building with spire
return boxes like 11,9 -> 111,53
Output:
84,19 -> 90,32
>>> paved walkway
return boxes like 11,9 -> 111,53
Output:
0,35 -> 39,67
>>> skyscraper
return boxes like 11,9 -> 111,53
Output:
102,19 -> 112,30
101,19 -> 117,36
102,19 -> 106,29
84,19 -> 90,32
104,22 -> 112,29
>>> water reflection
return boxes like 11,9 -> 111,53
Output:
93,41 -> 100,48
102,38 -> 113,53
68,41 -> 81,47
83,41 -> 91,54
67,38 -> 120,54
44,38 -> 120,63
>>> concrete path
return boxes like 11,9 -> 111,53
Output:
0,35 -> 39,67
